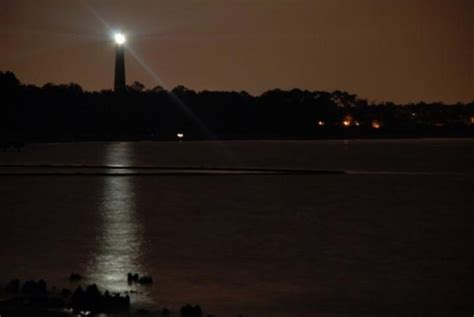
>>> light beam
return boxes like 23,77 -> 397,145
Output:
114,33 -> 126,45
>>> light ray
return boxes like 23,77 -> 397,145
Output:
82,0 -> 238,164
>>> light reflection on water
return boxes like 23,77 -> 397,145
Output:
86,143 -> 150,304
1,140 -> 472,316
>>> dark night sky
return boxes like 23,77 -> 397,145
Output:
1,0 -> 472,103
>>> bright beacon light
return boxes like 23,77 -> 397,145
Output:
114,33 -> 126,45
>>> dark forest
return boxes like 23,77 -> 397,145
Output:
2,71 -> 473,143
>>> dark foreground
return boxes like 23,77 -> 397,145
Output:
1,275 -> 203,317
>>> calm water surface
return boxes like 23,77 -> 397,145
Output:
0,139 -> 473,316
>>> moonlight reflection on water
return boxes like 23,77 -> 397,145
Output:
0,140 -> 472,316
86,143 -> 150,304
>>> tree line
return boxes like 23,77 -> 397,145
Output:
1,71 -> 473,142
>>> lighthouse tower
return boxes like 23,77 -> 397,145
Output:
114,33 -> 126,92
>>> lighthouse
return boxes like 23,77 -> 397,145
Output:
114,33 -> 126,92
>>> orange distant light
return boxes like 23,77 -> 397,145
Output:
342,115 -> 353,127
371,121 -> 382,129
317,121 -> 325,126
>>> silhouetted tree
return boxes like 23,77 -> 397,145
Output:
129,81 -> 145,92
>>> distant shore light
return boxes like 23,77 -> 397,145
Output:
177,133 -> 184,139
114,33 -> 126,45
342,115 -> 353,127
372,120 -> 382,129
317,121 -> 325,126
